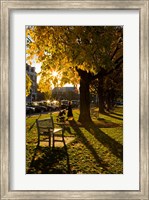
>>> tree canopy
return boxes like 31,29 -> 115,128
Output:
26,26 -> 123,122
26,26 -> 122,80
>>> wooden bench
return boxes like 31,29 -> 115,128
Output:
36,116 -> 65,148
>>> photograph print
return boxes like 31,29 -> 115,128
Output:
26,26 -> 123,174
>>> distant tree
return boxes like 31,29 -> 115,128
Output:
37,81 -> 52,100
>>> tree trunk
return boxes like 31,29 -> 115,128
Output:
78,77 -> 92,123
76,68 -> 93,123
106,96 -> 111,112
98,93 -> 105,113
98,77 -> 106,114
106,89 -> 115,111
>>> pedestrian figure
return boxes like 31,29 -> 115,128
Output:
67,101 -> 73,120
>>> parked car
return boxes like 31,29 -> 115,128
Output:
26,106 -> 35,114
38,101 -> 59,112
50,101 -> 60,111
60,100 -> 69,109
27,102 -> 47,113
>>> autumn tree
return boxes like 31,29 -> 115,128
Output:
26,26 -> 123,122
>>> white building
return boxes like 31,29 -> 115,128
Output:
26,63 -> 37,102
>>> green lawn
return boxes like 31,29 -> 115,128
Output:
26,106 -> 123,174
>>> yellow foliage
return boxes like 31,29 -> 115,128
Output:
26,74 -> 32,96
26,26 -> 123,93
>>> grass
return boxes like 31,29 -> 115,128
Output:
26,106 -> 123,174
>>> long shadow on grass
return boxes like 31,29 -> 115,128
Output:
110,112 -> 123,117
84,121 -> 123,161
69,120 -> 110,172
101,112 -> 123,121
27,141 -> 71,174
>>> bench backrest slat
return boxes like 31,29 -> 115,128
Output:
36,117 -> 54,130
